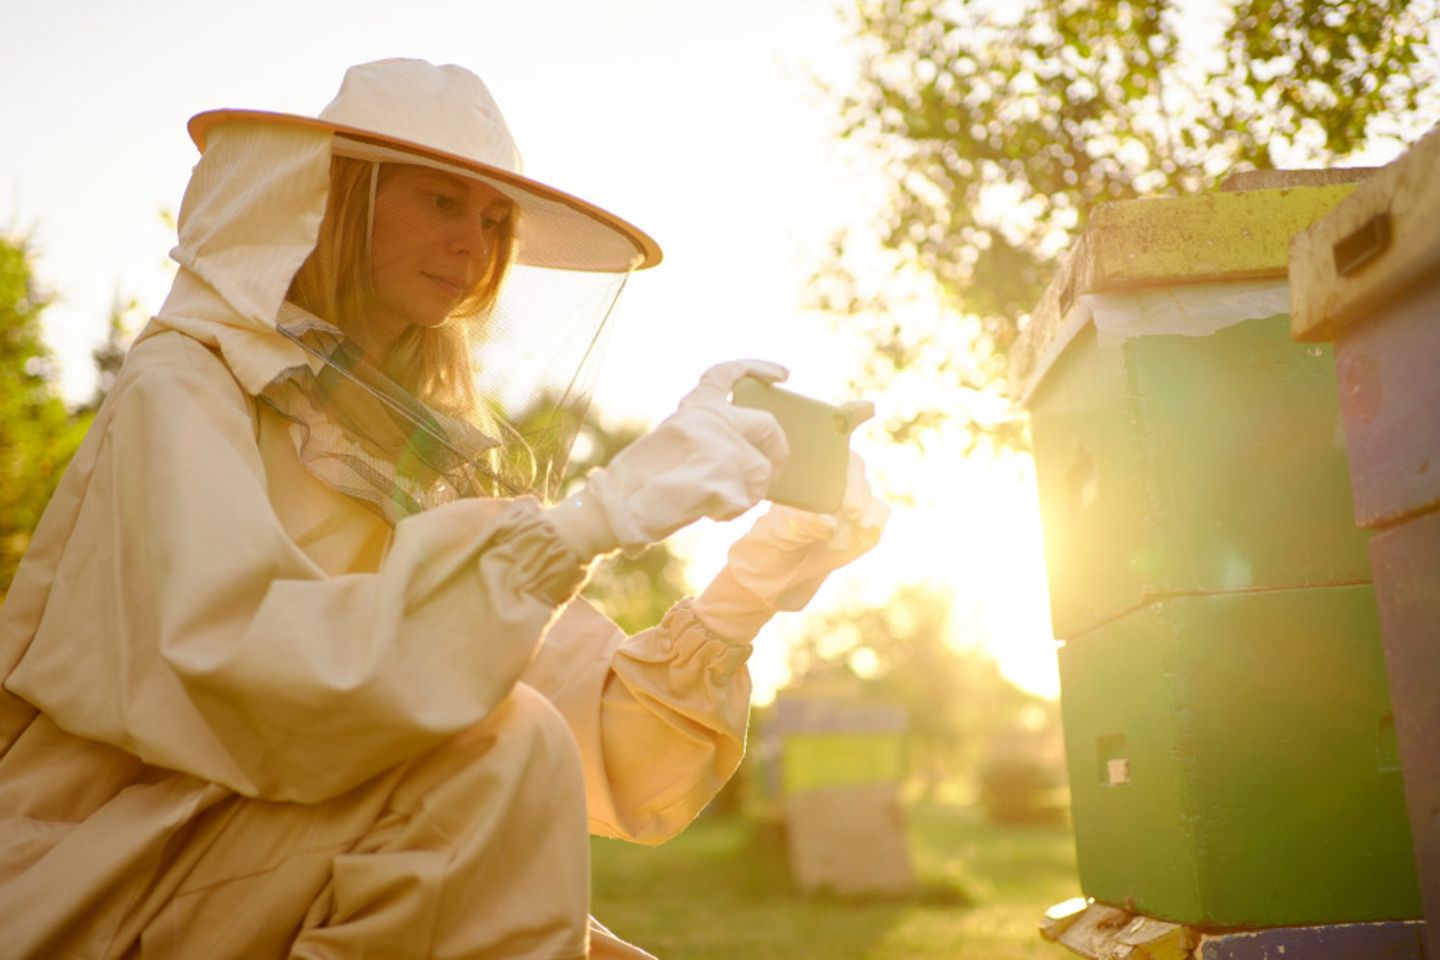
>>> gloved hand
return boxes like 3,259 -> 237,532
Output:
692,451 -> 889,642
543,360 -> 790,559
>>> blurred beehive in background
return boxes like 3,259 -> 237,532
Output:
770,691 -> 914,897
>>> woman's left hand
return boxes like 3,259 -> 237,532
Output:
692,452 -> 889,642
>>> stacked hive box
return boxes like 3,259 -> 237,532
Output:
1289,127 -> 1440,956
1010,182 -> 1421,926
771,693 -> 914,896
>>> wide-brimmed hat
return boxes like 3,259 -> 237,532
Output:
188,58 -> 662,272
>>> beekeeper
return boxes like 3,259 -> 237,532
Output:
0,58 -> 886,959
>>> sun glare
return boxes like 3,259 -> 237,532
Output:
713,421 -> 1062,708
875,444 -> 1061,700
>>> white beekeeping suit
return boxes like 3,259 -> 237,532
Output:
0,58 -> 885,959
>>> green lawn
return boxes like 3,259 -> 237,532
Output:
590,805 -> 1080,959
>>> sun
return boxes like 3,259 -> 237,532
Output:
874,446 -> 1061,700
715,437 -> 1063,707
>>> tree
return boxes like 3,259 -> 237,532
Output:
0,235 -> 90,598
571,418 -> 691,635
786,584 -> 1057,802
79,291 -> 141,414
507,395 -> 691,635
818,0 -> 1440,447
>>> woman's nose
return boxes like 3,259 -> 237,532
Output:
447,212 -> 494,258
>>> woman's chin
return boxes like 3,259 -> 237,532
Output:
402,305 -> 456,331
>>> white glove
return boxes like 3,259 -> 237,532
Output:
692,452 -> 889,642
544,360 -> 790,559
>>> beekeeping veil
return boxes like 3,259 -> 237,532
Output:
150,58 -> 660,523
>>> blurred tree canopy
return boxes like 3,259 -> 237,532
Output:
503,393 -> 690,634
787,584 -> 1062,805
819,0 -> 1440,446
81,293 -> 141,414
566,418 -> 690,634
0,236 -> 91,598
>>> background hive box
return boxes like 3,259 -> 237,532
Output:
770,695 -> 914,896
772,694 -> 908,794
1289,124 -> 1440,960
783,783 -> 915,897
1371,512 -> 1440,948
1059,585 -> 1419,927
1027,314 -> 1371,640
1326,283 -> 1440,528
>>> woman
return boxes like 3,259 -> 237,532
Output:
0,59 -> 885,958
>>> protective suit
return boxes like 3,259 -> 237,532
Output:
0,59 -> 884,959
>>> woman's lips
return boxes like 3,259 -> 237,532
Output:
423,273 -> 464,296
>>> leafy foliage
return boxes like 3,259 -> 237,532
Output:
567,417 -> 691,635
0,236 -> 90,598
787,584 -> 1062,802
80,293 -> 140,414
820,0 -> 1440,445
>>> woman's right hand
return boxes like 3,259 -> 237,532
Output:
543,360 -> 791,559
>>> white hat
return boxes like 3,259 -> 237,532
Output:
187,58 -> 662,272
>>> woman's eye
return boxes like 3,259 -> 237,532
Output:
430,193 -> 461,213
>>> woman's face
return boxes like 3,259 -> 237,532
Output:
368,165 -> 511,335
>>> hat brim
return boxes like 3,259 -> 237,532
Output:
188,109 -> 663,272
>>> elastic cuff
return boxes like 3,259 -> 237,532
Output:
541,490 -> 618,563
492,500 -> 593,606
691,567 -> 777,644
663,599 -> 754,684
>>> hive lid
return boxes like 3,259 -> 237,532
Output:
1289,124 -> 1440,341
1010,183 -> 1360,404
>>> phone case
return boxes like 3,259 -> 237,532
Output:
731,377 -> 855,514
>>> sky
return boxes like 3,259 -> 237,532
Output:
2,0 -> 1061,699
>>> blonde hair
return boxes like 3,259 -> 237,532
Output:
288,155 -> 542,495
287,155 -> 517,414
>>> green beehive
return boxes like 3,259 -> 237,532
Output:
1010,178 -> 1420,929
1060,585 -> 1419,926
1012,184 -> 1373,640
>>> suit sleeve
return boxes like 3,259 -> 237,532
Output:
6,338 -> 586,803
521,597 -> 753,844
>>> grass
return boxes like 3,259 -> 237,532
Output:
590,804 -> 1080,959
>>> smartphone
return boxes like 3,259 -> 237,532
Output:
731,377 -> 860,514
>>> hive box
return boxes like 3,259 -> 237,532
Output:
1059,586 -> 1419,926
1290,125 -> 1440,957
1011,184 -> 1373,640
771,695 -> 914,896
1291,128 -> 1440,526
